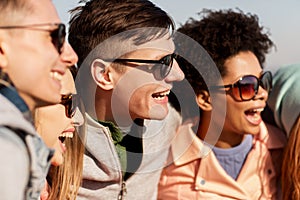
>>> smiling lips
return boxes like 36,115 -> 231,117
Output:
50,71 -> 63,81
152,90 -> 170,101
58,129 -> 74,154
58,132 -> 74,143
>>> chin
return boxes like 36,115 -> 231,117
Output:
148,105 -> 169,120
246,126 -> 260,136
50,155 -> 64,166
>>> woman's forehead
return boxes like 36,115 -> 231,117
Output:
61,70 -> 75,94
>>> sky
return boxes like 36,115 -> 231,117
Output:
53,0 -> 300,72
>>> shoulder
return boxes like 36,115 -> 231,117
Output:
0,126 -> 30,199
266,122 -> 287,149
0,126 -> 29,164
0,126 -> 28,150
169,122 -> 208,166
257,121 -> 287,149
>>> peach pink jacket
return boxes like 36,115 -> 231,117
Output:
158,122 -> 286,200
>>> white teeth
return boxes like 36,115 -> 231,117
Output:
253,108 -> 264,112
162,91 -> 170,96
50,72 -> 63,81
245,107 -> 265,115
154,96 -> 163,100
59,132 -> 74,139
247,108 -> 264,114
153,90 -> 170,100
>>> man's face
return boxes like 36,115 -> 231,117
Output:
0,0 -> 78,111
110,36 -> 184,125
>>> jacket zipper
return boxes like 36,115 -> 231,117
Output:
103,127 -> 127,200
118,180 -> 127,200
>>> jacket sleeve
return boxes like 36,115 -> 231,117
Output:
0,127 -> 30,200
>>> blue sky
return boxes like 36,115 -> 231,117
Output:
53,0 -> 300,71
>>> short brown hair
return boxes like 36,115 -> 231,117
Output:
68,0 -> 175,67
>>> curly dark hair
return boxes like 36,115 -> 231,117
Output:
171,9 -> 275,119
68,0 -> 175,67
178,8 -> 274,76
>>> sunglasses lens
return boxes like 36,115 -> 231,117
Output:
151,54 -> 173,80
50,24 -> 65,54
70,94 -> 78,117
160,54 -> 173,79
66,102 -> 72,118
238,76 -> 258,100
61,94 -> 76,118
260,71 -> 272,93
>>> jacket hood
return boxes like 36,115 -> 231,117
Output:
0,94 -> 36,135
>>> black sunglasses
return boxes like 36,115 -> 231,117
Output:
106,53 -> 178,80
0,23 -> 66,54
60,94 -> 78,118
211,71 -> 272,101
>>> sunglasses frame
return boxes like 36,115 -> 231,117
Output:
106,53 -> 178,80
0,23 -> 66,54
60,93 -> 77,118
211,71 -> 272,101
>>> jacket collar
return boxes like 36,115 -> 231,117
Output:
253,121 -> 286,149
0,84 -> 28,113
171,122 -> 210,166
171,121 -> 286,167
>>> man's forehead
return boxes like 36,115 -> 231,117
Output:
136,34 -> 175,52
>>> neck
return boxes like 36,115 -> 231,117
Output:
216,132 -> 245,148
197,111 -> 211,140
94,88 -> 133,127
0,85 -> 32,113
197,110 -> 244,148
197,110 -> 222,146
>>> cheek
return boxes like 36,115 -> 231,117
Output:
38,107 -> 68,147
129,86 -> 169,120
40,119 -> 63,147
12,35 -> 56,71
129,85 -> 153,108
225,100 -> 245,120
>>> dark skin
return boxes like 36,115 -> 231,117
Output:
196,51 -> 268,149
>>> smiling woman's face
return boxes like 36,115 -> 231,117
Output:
35,69 -> 80,166
219,51 -> 268,137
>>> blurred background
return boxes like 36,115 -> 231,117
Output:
53,0 -> 300,72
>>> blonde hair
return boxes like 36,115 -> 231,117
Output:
34,66 -> 86,199
47,128 -> 85,200
282,116 -> 300,200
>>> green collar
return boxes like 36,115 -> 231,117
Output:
98,120 -> 123,144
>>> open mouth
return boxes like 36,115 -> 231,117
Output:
244,108 -> 264,125
58,132 -> 74,143
245,108 -> 264,115
152,90 -> 170,101
50,71 -> 63,82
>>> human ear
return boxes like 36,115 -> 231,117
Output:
91,59 -> 113,90
0,40 -> 9,69
196,90 -> 212,111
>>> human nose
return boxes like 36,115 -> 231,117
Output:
254,85 -> 268,101
60,42 -> 78,67
165,59 -> 185,82
72,107 -> 84,127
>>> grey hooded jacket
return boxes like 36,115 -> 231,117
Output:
77,104 -> 181,200
0,92 -> 53,200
